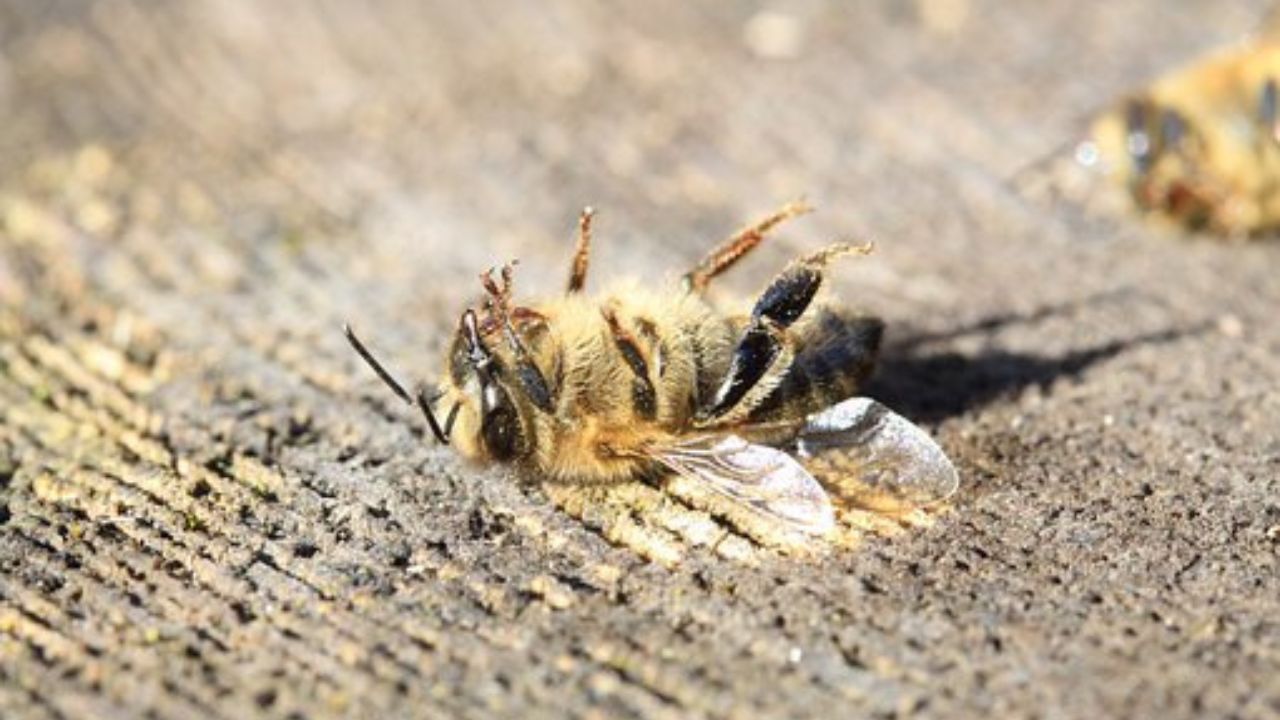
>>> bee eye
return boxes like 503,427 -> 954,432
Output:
481,403 -> 521,460
479,380 -> 523,461
1125,99 -> 1154,172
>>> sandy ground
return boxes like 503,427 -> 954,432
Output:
0,1 -> 1278,718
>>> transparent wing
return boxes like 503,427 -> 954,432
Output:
649,435 -> 836,535
795,397 -> 959,512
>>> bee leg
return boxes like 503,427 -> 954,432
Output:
697,319 -> 797,426
467,284 -> 557,414
602,308 -> 658,421
566,206 -> 595,294
682,201 -> 813,292
696,243 -> 871,424
510,306 -> 548,329
750,242 -> 871,325
747,309 -> 884,423
478,262 -> 520,334
497,321 -> 556,413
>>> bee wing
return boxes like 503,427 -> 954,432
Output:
795,398 -> 959,512
648,435 -> 836,535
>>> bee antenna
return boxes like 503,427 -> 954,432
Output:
415,387 -> 451,445
344,323 -> 449,444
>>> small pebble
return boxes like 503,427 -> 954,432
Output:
1216,314 -> 1244,338
743,11 -> 804,60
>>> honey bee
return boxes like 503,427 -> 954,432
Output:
1079,29 -> 1280,236
344,204 -> 958,536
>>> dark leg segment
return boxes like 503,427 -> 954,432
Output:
751,243 -> 869,325
478,270 -> 556,413
495,317 -> 555,414
566,206 -> 595,294
747,311 -> 884,422
697,242 -> 871,424
698,320 -> 783,421
683,201 -> 812,292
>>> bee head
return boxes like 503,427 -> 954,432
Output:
440,308 -> 531,464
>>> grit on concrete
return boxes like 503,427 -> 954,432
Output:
0,2 -> 1277,719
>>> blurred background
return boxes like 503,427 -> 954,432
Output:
2,0 -> 1272,343
2,2 -> 1278,719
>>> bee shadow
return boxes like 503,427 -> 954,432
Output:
867,292 -> 1204,423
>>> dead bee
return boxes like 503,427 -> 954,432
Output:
1079,32 -> 1280,236
344,204 -> 958,536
